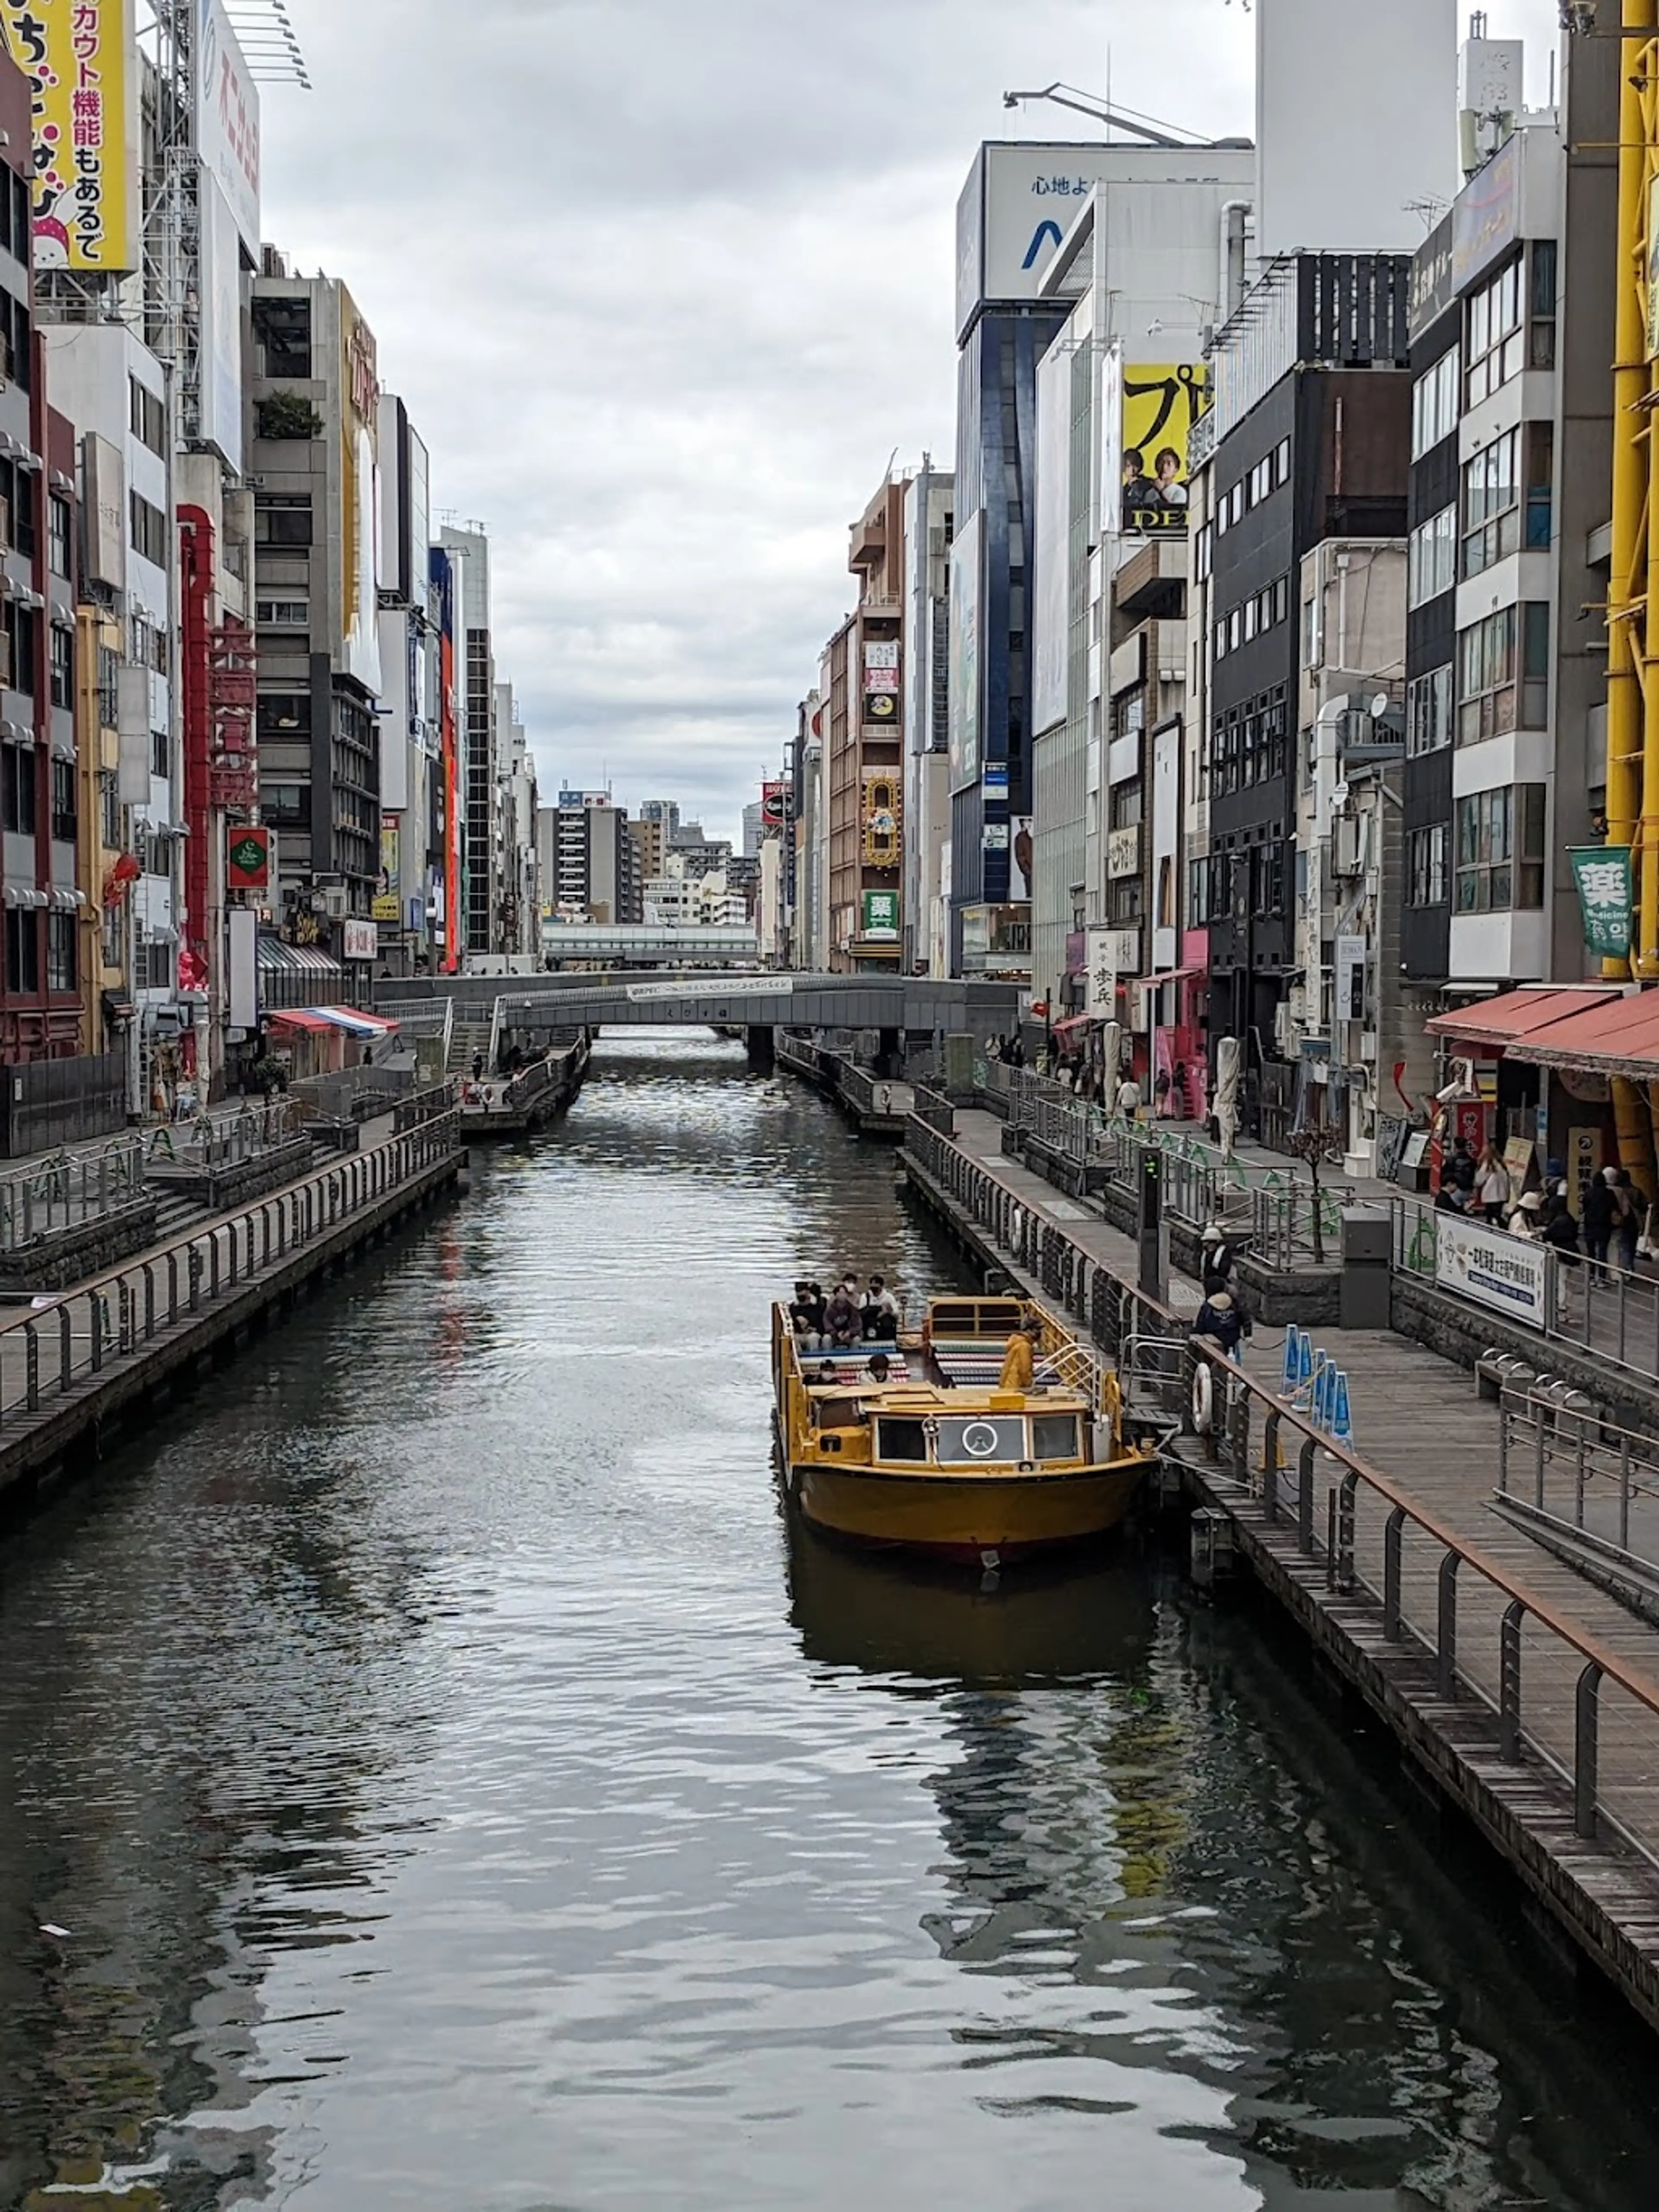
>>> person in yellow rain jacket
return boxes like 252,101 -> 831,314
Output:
998,1317 -> 1042,1393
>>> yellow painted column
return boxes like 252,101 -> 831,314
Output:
1608,2 -> 1656,972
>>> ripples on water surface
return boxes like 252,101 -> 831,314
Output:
0,1034 -> 1654,2211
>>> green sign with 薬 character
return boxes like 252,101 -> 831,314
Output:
861,891 -> 899,942
1569,846 -> 1634,961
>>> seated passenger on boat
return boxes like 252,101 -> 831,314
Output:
824,1284 -> 861,1347
861,1276 -> 899,1341
789,1281 -> 826,1348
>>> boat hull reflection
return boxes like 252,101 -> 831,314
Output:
785,1512 -> 1157,1684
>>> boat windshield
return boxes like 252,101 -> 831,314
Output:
934,1415 -> 1027,1465
1033,1413 -> 1081,1462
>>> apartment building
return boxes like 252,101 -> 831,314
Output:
1402,48 -> 1616,1021
539,790 -> 640,925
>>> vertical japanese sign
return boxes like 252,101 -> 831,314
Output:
431,547 -> 461,974
1569,845 -> 1634,961
1,0 -> 138,271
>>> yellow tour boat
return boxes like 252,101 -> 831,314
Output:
770,1294 -> 1155,1568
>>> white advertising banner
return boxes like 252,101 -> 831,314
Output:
198,0 -> 261,255
1434,1212 -> 1548,1331
197,173 -> 244,475
1031,336 -> 1071,741
227,904 -> 256,1031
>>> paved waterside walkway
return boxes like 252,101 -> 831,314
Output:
909,1108 -> 1659,2029
0,1103 -> 461,1511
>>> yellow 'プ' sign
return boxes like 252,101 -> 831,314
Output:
1121,363 -> 1207,538
0,0 -> 136,272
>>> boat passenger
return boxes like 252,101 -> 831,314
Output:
790,1281 -> 826,1349
998,1317 -> 1042,1393
861,1275 -> 899,1340
867,1353 -> 893,1383
826,1285 -> 861,1348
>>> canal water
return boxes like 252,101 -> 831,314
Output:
0,1033 -> 1655,2211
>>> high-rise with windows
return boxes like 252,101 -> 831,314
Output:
247,261 -> 385,990
437,522 -> 498,958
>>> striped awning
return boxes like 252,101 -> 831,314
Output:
267,1005 -> 400,1038
257,933 -> 346,1012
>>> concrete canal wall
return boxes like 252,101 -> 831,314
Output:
0,1107 -> 464,1519
897,1109 -> 1659,2042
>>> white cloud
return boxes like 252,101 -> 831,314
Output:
262,0 -> 1555,838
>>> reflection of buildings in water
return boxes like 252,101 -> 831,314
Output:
574,1034 -> 965,1311
0,1342 -> 442,2209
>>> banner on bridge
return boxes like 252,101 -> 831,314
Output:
1433,1210 -> 1547,1330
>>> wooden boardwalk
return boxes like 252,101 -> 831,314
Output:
914,1109 -> 1659,2031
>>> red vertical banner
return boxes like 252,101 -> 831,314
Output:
432,549 -> 461,974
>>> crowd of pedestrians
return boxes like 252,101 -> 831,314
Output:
1433,1136 -> 1657,1276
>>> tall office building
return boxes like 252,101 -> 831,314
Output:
438,522 -> 498,957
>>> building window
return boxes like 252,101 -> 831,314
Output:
1529,239 -> 1559,368
1106,875 -> 1142,923
46,910 -> 74,992
1455,783 -> 1545,912
1406,664 -> 1453,756
1465,258 -> 1524,408
255,597 -> 309,627
50,756 -> 74,842
130,491 -> 168,568
1408,505 -> 1456,607
129,376 -> 166,457
6,605 -> 32,694
5,907 -> 35,993
2,742 -> 34,833
151,725 -> 170,779
1411,348 -> 1459,458
1458,604 -> 1550,744
257,694 -> 311,738
100,768 -> 118,849
1109,781 -> 1142,830
261,781 -> 309,828
48,493 -> 70,579
251,294 -> 312,378
1408,822 -> 1448,907
1463,423 -> 1556,577
48,621 -> 71,709
1187,855 -> 1209,924
255,496 -> 313,547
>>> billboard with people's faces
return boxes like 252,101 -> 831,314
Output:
1120,364 -> 1207,538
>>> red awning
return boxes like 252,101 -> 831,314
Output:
1424,986 -> 1623,1050
1053,1014 -> 1096,1039
267,1009 -> 334,1034
1506,990 -> 1659,1079
1136,967 -> 1200,990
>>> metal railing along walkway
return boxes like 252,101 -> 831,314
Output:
0,1112 -> 460,1456
989,1064 -> 1354,1264
1393,1194 -> 1659,1388
0,1138 -> 144,1251
905,1113 -> 1659,1878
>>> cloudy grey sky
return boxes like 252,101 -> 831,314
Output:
262,0 -> 1555,847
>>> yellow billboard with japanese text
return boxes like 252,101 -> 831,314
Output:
0,0 -> 138,272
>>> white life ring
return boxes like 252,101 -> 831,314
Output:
1191,1360 -> 1214,1435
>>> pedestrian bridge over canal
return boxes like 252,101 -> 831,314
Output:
377,970 -> 1020,1041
